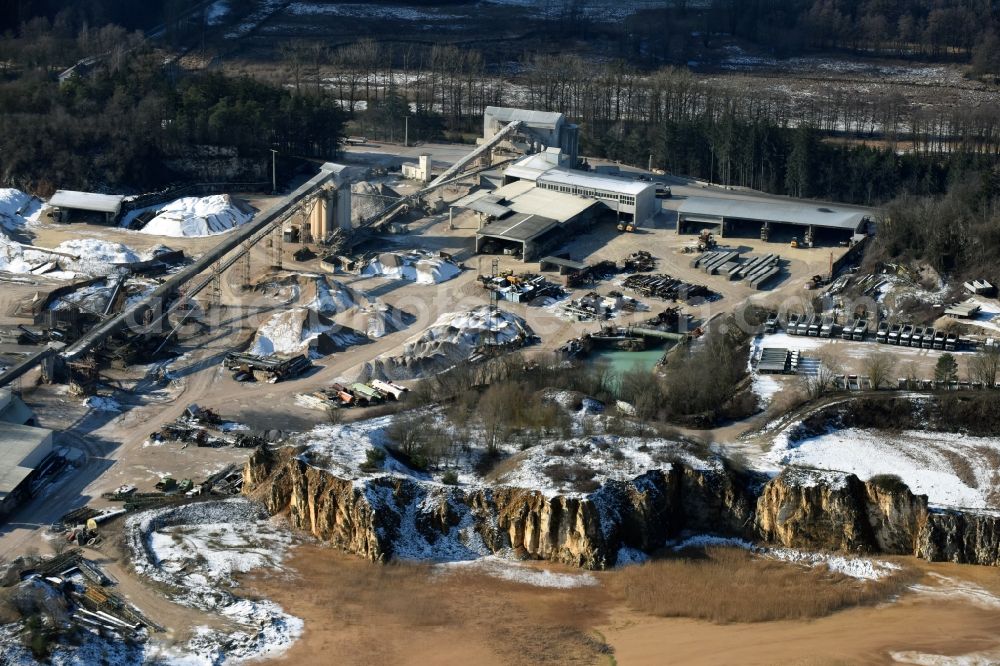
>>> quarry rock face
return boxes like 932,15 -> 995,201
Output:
918,511 -> 1000,566
754,468 -> 928,554
244,449 -> 754,569
244,447 -> 1000,569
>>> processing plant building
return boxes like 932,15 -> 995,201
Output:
483,106 -> 580,166
459,149 -> 658,260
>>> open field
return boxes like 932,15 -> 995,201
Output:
245,543 -> 1000,666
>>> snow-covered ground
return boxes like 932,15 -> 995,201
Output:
293,399 -> 705,498
126,499 -> 303,664
436,556 -> 598,588
83,395 -> 122,412
361,251 -> 461,284
0,188 -> 42,232
287,2 -> 463,21
955,297 -> 1000,336
759,424 -> 1000,510
224,0 -> 282,38
206,0 -> 229,25
122,195 -> 254,237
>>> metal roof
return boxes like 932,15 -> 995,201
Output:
485,106 -> 564,129
540,256 -> 588,271
538,168 -> 653,196
49,190 -> 124,214
467,198 -> 511,218
479,213 -> 560,243
0,421 -> 53,497
758,347 -> 790,373
506,186 -> 599,222
678,196 -> 868,231
503,153 -> 559,182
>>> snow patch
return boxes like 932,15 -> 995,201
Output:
438,556 -> 599,588
0,188 -> 42,231
83,396 -> 122,412
670,534 -> 900,580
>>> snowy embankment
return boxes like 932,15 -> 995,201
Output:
762,426 -> 1000,511
361,251 -> 460,284
122,195 -> 255,237
125,498 -> 303,664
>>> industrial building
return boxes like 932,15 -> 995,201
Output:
48,190 -> 125,225
677,196 -> 870,246
457,179 -> 602,261
0,389 -> 54,518
483,106 -> 579,166
500,151 -> 658,226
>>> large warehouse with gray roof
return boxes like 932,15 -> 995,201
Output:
677,196 -> 871,246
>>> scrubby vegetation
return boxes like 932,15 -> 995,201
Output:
800,393 -> 1000,437
869,179 -> 1000,283
617,547 -> 917,623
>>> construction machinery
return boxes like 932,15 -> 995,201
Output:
698,230 -> 717,252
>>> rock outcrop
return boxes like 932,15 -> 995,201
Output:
755,468 -> 928,554
917,510 -> 1000,566
244,447 -> 1000,569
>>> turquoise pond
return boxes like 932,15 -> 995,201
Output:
587,346 -> 665,374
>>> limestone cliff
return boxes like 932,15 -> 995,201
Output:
244,447 -> 1000,568
243,448 -> 753,569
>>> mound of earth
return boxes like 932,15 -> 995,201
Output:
255,272 -> 357,314
254,272 -> 413,340
361,251 -> 460,284
128,195 -> 256,237
250,306 -> 367,357
351,181 -> 399,225
0,237 -> 149,277
362,306 -> 532,379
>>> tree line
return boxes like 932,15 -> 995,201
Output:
0,31 -> 345,192
706,0 -> 999,66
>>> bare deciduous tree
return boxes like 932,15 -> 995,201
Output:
864,352 -> 897,390
968,347 -> 1000,387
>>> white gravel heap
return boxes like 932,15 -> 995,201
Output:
129,195 -> 255,237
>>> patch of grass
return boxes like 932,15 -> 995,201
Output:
935,450 -> 979,490
616,547 -> 916,624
